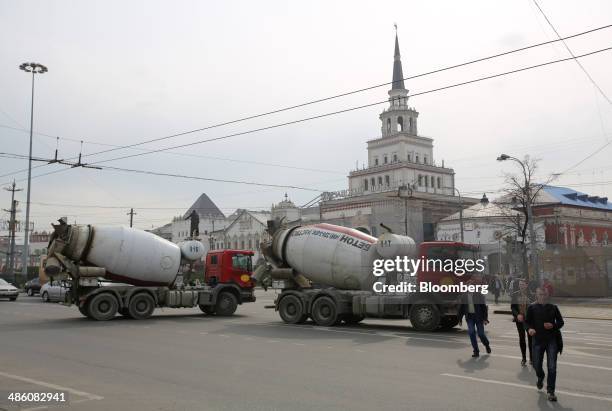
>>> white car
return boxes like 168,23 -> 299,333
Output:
0,278 -> 19,301
40,280 -> 70,303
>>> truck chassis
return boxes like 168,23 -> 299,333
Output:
275,288 -> 460,331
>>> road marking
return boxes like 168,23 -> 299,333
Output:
267,340 -> 279,343
0,370 -> 104,401
218,334 -> 230,338
199,331 -> 209,335
494,354 -> 612,371
441,373 -> 612,403
292,342 -> 305,346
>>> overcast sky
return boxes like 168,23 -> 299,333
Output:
1,0 -> 611,232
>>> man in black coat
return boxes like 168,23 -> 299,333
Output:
525,287 -> 564,402
458,275 -> 491,358
511,278 -> 534,366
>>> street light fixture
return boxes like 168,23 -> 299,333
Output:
497,153 -> 540,281
19,62 -> 47,282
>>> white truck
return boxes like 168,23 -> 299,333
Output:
255,221 -> 479,331
43,219 -> 256,321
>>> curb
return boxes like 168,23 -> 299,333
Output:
493,309 -> 612,321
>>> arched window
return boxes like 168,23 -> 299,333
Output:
409,117 -> 413,133
437,177 -> 441,189
415,154 -> 420,163
418,175 -> 423,186
385,175 -> 390,186
386,118 -> 391,134
371,178 -> 375,188
384,155 -> 388,164
397,116 -> 404,132
374,157 -> 379,166
393,153 -> 398,162
364,179 -> 369,190
425,176 -> 429,187
423,155 -> 428,165
378,176 -> 383,186
431,176 -> 435,187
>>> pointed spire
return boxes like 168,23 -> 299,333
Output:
392,29 -> 405,90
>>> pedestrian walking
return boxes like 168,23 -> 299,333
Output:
491,275 -> 502,304
525,288 -> 564,402
510,278 -> 534,366
458,275 -> 491,358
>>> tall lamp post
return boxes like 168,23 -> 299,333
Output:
496,154 -> 540,281
397,184 -> 412,236
19,62 -> 48,282
450,187 -> 464,242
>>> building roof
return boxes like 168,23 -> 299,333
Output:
392,34 -> 405,90
183,193 -> 225,219
537,185 -> 611,211
441,199 -> 510,221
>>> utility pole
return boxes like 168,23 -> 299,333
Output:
127,208 -> 137,227
3,181 -> 22,284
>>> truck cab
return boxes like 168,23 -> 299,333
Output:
205,250 -> 255,290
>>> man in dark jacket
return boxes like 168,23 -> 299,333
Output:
511,278 -> 534,366
525,287 -> 564,402
458,275 -> 491,358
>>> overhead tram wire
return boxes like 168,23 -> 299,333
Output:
83,46 -> 612,166
4,45 -> 612,188
532,1 -> 612,108
1,22 -> 610,181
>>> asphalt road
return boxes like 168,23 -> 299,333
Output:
1,291 -> 611,411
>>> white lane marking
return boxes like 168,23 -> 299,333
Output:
199,331 -> 209,335
292,342 -> 305,346
218,334 -> 230,338
441,373 -> 612,403
267,340 -> 279,343
0,370 -> 104,400
494,353 -> 612,371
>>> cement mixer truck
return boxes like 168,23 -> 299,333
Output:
42,219 -> 256,321
256,221 -> 481,331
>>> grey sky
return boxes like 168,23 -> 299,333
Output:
1,0 -> 611,231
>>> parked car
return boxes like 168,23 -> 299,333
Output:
25,278 -> 42,296
40,280 -> 70,303
0,278 -> 19,301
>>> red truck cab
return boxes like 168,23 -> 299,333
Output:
205,250 -> 256,290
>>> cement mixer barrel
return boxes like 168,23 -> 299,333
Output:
269,223 -> 416,291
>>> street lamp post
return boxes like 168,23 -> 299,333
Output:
397,185 -> 412,236
19,62 -> 47,282
497,154 -> 540,282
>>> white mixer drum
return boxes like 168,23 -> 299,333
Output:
86,226 -> 181,286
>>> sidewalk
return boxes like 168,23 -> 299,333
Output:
488,294 -> 612,320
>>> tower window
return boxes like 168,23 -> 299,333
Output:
418,175 -> 423,186
378,177 -> 383,186
384,155 -> 388,164
385,175 -> 390,186
416,154 -> 420,164
397,116 -> 404,132
371,178 -> 375,188
437,177 -> 441,189
374,157 -> 379,166
424,155 -> 428,165
425,176 -> 429,188
431,176 -> 435,187
386,118 -> 391,134
409,117 -> 414,133
393,153 -> 398,162
407,153 -> 412,162
364,179 -> 369,190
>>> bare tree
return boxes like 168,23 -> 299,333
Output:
496,155 -> 553,281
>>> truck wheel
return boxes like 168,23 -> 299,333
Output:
78,304 -> 91,318
199,305 -> 216,315
311,296 -> 338,326
343,315 -> 365,325
128,293 -> 155,320
439,316 -> 459,330
88,293 -> 119,321
278,294 -> 307,324
409,304 -> 440,332
215,292 -> 238,316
